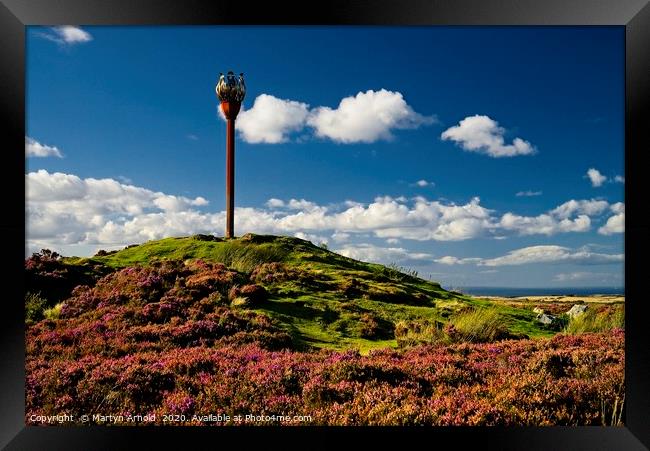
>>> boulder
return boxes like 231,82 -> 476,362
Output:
566,304 -> 588,318
536,313 -> 557,325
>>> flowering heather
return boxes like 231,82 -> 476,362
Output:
25,237 -> 625,426
27,309 -> 624,426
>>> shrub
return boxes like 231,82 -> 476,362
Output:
26,326 -> 624,426
450,308 -> 511,343
364,285 -> 423,305
338,278 -> 366,299
564,305 -> 624,334
250,262 -> 301,284
25,252 -> 111,305
43,302 -> 64,320
395,319 -> 449,347
208,241 -> 287,273
25,292 -> 48,324
357,313 -> 391,339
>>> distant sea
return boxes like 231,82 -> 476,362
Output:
449,286 -> 625,297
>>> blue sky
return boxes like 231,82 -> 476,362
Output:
26,26 -> 625,289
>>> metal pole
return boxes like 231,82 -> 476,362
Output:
225,117 -> 235,238
216,71 -> 244,239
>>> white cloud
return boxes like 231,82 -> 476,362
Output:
614,175 -> 625,183
294,232 -> 329,246
499,213 -> 591,235
287,199 -> 321,211
236,94 -> 310,144
597,202 -> 624,236
331,231 -> 350,243
553,271 -> 613,282
586,168 -> 607,187
516,190 -> 542,197
27,170 -> 624,257
265,198 -> 285,208
499,198 -> 611,236
38,26 -> 92,45
27,170 -> 211,247
550,199 -> 609,219
598,214 -> 624,235
335,244 -> 431,265
411,179 -> 433,188
441,115 -> 536,158
610,202 -> 625,214
232,90 -> 433,145
153,194 -> 208,212
306,89 -> 435,143
117,175 -> 133,185
25,137 -> 63,158
434,256 -> 482,265
479,245 -> 623,267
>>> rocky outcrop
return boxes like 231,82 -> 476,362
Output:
566,304 -> 588,318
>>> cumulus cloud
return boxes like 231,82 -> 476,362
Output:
307,89 -> 436,143
610,202 -> 625,214
441,115 -> 536,158
38,26 -> 93,45
27,170 -> 625,257
265,198 -> 285,208
597,202 -> 624,235
25,137 -> 63,158
236,94 -> 310,144
335,244 -> 431,265
550,199 -> 610,219
499,213 -> 590,236
586,168 -> 607,187
614,175 -> 625,183
479,245 -> 623,267
498,198 -> 611,236
516,190 -> 542,197
231,90 -> 433,145
27,170 -> 210,247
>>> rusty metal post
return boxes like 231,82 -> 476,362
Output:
216,72 -> 245,239
225,117 -> 235,238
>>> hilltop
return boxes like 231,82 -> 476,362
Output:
27,233 -> 567,352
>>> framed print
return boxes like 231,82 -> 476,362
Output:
2,0 -> 649,449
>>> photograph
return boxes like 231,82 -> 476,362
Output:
24,24 -> 627,427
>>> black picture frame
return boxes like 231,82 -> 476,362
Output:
2,0 -> 648,449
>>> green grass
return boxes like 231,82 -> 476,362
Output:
450,307 -> 511,343
72,235 -> 288,272
61,233 -> 573,353
25,292 -> 48,324
564,305 -> 624,334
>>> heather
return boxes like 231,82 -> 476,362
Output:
26,330 -> 624,426
25,234 -> 625,426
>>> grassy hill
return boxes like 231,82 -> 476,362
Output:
25,234 -> 626,425
44,233 -> 556,352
